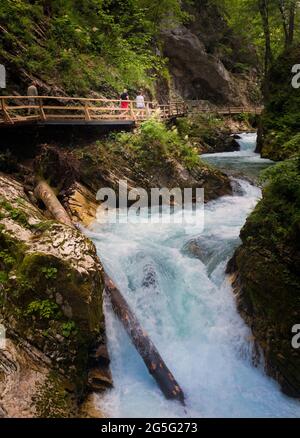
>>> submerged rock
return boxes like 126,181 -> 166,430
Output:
87,366 -> 113,392
183,235 -> 239,275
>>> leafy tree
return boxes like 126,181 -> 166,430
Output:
215,0 -> 300,76
0,0 -> 186,95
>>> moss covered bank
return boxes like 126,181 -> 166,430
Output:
229,46 -> 300,397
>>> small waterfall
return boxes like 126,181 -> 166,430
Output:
237,132 -> 258,151
87,133 -> 300,418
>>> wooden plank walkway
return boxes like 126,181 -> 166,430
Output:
0,95 -> 263,127
0,96 -> 187,127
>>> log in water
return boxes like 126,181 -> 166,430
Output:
104,274 -> 185,405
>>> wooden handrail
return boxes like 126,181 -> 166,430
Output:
0,95 -> 261,126
0,95 -> 155,105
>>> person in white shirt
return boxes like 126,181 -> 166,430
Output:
27,81 -> 38,115
136,91 -> 145,118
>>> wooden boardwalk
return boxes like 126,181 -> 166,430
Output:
0,96 -> 187,127
0,95 -> 263,127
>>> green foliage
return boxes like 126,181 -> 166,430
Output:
115,119 -> 200,169
0,197 -> 29,228
260,46 -> 300,160
0,250 -> 16,268
0,271 -> 8,285
217,0 -> 300,71
260,156 -> 300,199
176,113 -> 241,153
26,299 -> 60,320
282,134 -> 300,157
0,0 -> 185,95
41,266 -> 58,280
247,156 -> 300,248
61,321 -> 77,338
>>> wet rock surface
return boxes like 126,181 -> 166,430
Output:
0,173 -> 105,414
227,200 -> 300,397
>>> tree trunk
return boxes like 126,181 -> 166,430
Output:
287,0 -> 296,46
277,0 -> 289,47
104,274 -> 185,405
34,180 -> 74,228
258,0 -> 273,96
277,0 -> 296,47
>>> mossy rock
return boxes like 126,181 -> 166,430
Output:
228,159 -> 300,396
0,173 -> 104,394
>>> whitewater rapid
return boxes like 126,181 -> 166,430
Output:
87,133 -> 300,418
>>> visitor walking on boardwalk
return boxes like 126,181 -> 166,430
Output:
136,91 -> 145,119
120,89 -> 129,116
27,81 -> 38,115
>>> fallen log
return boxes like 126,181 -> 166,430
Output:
104,274 -> 185,405
34,179 -> 74,228
34,180 -> 185,405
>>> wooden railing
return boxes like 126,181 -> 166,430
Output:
0,95 -> 263,126
0,96 -> 188,125
187,101 -> 264,115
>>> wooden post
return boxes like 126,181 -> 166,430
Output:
1,98 -> 13,124
84,104 -> 91,121
39,98 -> 46,121
104,275 -> 185,405
130,101 -> 136,121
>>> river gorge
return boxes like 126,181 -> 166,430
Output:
83,134 -> 300,418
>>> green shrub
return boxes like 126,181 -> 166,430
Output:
41,267 -> 58,280
251,156 -> 300,246
26,299 -> 60,320
260,47 -> 300,160
282,134 -> 300,158
62,321 -> 77,338
0,197 -> 29,228
115,119 -> 200,169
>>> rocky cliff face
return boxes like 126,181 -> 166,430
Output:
227,45 -> 300,397
32,129 -> 232,205
161,2 -> 259,105
0,173 -> 106,415
227,158 -> 300,397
